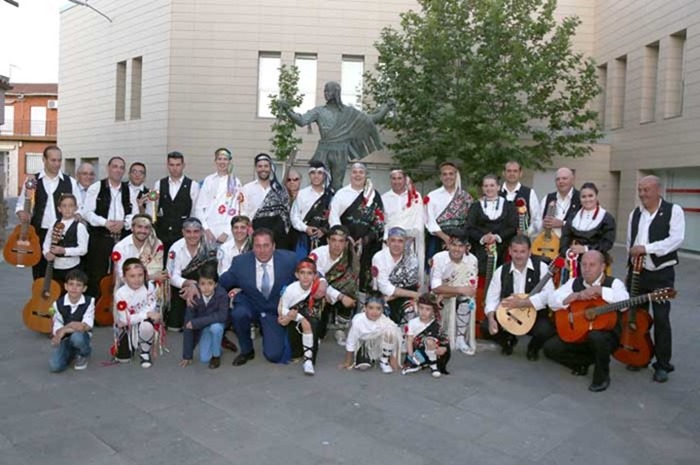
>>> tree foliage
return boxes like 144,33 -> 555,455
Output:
365,0 -> 602,183
269,65 -> 304,161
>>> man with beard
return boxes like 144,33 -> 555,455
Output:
112,214 -> 167,285
127,162 -> 149,218
290,161 -> 333,260
242,153 -> 291,249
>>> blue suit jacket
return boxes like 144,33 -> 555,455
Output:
218,250 -> 297,313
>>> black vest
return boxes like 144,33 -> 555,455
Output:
500,184 -> 534,218
56,296 -> 93,325
542,189 -> 581,222
31,173 -> 73,230
500,256 -> 542,299
629,200 -> 679,267
571,275 -> 615,292
95,179 -> 132,221
53,220 -> 79,250
155,176 -> 193,241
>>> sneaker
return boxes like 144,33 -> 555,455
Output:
334,330 -> 347,347
167,326 -> 182,333
303,360 -> 315,376
456,338 -> 469,354
379,360 -> 393,374
430,365 -> 441,378
140,352 -> 152,368
74,355 -> 88,370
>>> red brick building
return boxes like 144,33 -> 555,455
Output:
0,83 -> 58,196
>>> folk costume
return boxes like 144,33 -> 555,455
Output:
112,281 -> 162,367
279,275 -> 325,373
151,173 -> 200,256
403,313 -> 450,376
195,157 -> 243,243
345,296 -> 402,373
500,182 -> 542,236
291,163 -> 333,261
539,188 -> 581,238
425,173 -> 473,263
466,196 -> 518,276
560,205 -> 616,280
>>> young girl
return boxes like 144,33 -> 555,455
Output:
340,292 -> 401,374
278,258 -> 325,376
43,194 -> 89,284
113,258 -> 161,367
402,293 -> 451,378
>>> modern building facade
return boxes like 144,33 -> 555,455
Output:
0,83 -> 58,197
57,0 -> 699,251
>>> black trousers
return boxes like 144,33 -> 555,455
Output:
479,310 -> 555,352
543,330 -> 618,384
31,228 -> 49,280
636,266 -> 675,370
287,316 -> 320,362
166,287 -> 186,329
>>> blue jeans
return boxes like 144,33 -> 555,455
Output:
199,323 -> 224,363
49,332 -> 91,372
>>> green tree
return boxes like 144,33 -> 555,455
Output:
365,0 -> 602,183
269,65 -> 304,161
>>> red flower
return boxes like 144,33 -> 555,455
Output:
374,208 -> 384,222
168,251 -> 176,260
218,204 -> 226,214
515,198 -> 527,207
308,253 -> 318,263
129,309 -> 135,315
117,300 -> 127,311
111,251 -> 121,262
156,244 -> 164,252
553,256 -> 566,269
371,266 -> 379,277
423,195 -> 430,205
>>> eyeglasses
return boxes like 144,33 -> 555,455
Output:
287,178 -> 300,182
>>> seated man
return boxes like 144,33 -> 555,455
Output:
543,250 -> 629,392
371,227 -> 420,326
481,235 -> 555,359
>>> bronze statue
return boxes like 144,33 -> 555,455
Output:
281,82 -> 394,191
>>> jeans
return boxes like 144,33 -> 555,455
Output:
199,323 -> 224,363
49,332 -> 91,373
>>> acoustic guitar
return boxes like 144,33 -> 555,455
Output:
22,223 -> 65,333
532,201 -> 560,261
94,235 -> 121,326
496,256 -> 566,336
475,243 -> 497,338
3,178 -> 42,267
614,255 -> 654,367
555,287 -> 676,343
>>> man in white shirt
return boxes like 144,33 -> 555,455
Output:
500,161 -> 541,236
539,167 -> 580,238
127,162 -> 149,218
112,214 -> 166,284
76,162 -> 96,206
290,161 -> 332,259
15,145 -> 80,279
627,175 -> 685,383
482,235 -> 555,360
543,250 -> 629,392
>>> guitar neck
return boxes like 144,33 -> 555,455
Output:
593,293 -> 654,316
530,267 -> 555,295
19,195 -> 33,240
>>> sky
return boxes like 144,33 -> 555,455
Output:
0,0 -> 65,83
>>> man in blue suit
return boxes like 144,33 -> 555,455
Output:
218,228 -> 299,365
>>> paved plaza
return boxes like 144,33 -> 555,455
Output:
0,246 -> 698,465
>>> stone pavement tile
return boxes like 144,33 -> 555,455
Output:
674,408 -> 700,437
0,375 -> 34,400
151,397 -> 232,432
479,406 -> 585,462
233,443 -> 325,465
455,390 -> 531,418
89,454 -> 139,465
0,405 -> 91,444
0,446 -> 32,465
90,415 -> 177,452
13,429 -> 116,465
0,432 -> 11,450
631,425 -> 700,463
66,392 -> 152,427
569,390 -> 684,427
113,431 -> 224,465
175,415 -> 268,458
0,391 -> 60,419
534,393 -> 599,423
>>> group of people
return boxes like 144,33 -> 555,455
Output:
17,144 -> 684,392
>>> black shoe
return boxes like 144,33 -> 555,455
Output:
652,362 -> 674,373
653,368 -> 669,383
588,377 -> 610,392
232,351 -> 255,366
526,346 -> 539,361
571,365 -> 589,376
501,338 -> 516,356
209,356 -> 221,369
221,336 -> 238,352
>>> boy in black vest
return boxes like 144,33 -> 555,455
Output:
482,235 -> 555,359
544,250 -> 630,392
49,269 -> 95,372
627,175 -> 685,383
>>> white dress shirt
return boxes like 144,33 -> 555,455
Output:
255,257 -> 275,294
570,206 -> 606,231
549,273 -> 629,311
16,170 -> 81,229
167,238 -> 196,289
290,185 -> 324,232
195,173 -> 243,240
329,185 -> 363,227
626,200 -> 685,271
540,189 -> 574,238
242,179 -> 272,219
145,176 -> 201,217
83,180 -> 130,229
484,259 -> 552,314
371,248 -> 402,297
51,294 -> 95,335
425,186 -> 455,234
429,250 -> 479,290
501,182 -> 542,235
113,283 -> 157,326
42,218 -> 89,270
381,189 -> 408,224
310,245 -> 343,303
480,197 -> 504,220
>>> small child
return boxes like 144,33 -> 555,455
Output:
402,293 -> 451,378
113,258 -> 161,368
278,258 -> 325,376
43,194 -> 89,284
340,292 -> 402,374
49,269 -> 95,372
179,264 -> 229,369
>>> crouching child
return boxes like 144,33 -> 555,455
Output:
402,293 -> 451,378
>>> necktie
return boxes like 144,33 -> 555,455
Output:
261,263 -> 271,298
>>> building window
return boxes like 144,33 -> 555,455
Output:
257,52 -> 281,118
664,30 -> 686,118
341,55 -> 364,109
1,105 -> 13,135
116,60 -> 127,121
610,55 -> 627,130
641,42 -> 659,123
25,153 -> 43,174
596,64 -> 607,128
130,56 -> 143,120
295,54 -> 317,114
30,106 -> 47,136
